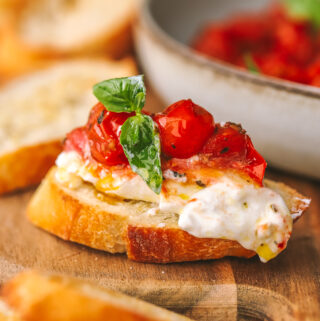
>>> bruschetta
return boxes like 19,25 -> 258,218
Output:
27,75 -> 311,263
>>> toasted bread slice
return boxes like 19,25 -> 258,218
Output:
27,167 -> 310,263
0,21 -> 54,83
0,0 -> 137,82
1,271 -> 192,321
0,300 -> 21,321
11,0 -> 139,58
0,58 -> 137,194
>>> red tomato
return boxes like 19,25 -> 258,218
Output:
244,137 -> 267,184
154,99 -> 215,159
64,127 -> 89,158
255,52 -> 308,83
201,123 -> 247,158
193,4 -> 320,87
86,103 -> 134,166
201,123 -> 266,184
192,26 -> 237,62
227,15 -> 271,47
274,19 -> 313,65
307,58 -> 320,86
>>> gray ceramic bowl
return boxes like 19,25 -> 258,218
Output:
134,0 -> 320,179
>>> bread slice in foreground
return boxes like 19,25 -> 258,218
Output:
0,299 -> 21,321
27,167 -> 310,263
1,271 -> 192,321
0,58 -> 137,194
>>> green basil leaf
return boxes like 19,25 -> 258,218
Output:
282,0 -> 320,28
93,75 -> 146,113
243,53 -> 260,74
120,114 -> 162,194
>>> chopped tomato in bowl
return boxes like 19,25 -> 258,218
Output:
192,4 -> 320,87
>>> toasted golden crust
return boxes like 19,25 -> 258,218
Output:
1,271 -> 191,321
264,179 -> 310,222
127,226 -> 255,263
0,300 -> 21,321
27,168 -> 129,253
0,1 -> 135,82
27,167 -> 310,263
0,58 -> 138,193
0,0 -> 138,65
0,140 -> 62,195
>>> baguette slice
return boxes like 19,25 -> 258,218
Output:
0,58 -> 137,195
0,300 -> 21,321
27,167 -> 311,263
1,271 -> 192,321
12,0 -> 139,58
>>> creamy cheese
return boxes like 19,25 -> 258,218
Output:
56,152 -> 203,206
56,151 -> 159,202
178,177 -> 292,262
163,169 -> 187,183
159,180 -> 202,213
56,151 -> 292,262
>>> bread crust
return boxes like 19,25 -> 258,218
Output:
0,58 -> 138,193
0,299 -> 21,321
127,226 -> 255,263
1,271 -> 191,321
3,0 -> 136,58
27,167 -> 310,263
27,168 -> 129,253
0,1 -> 136,82
0,140 -> 62,195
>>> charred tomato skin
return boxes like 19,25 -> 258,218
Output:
200,123 -> 267,185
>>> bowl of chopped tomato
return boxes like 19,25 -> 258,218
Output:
134,0 -> 320,180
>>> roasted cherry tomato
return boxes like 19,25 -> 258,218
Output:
154,99 -> 214,159
244,137 -> 267,184
201,123 -> 247,158
64,127 -> 89,158
201,123 -> 267,184
192,26 -> 237,63
86,103 -> 134,166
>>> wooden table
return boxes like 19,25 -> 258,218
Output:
0,168 -> 319,321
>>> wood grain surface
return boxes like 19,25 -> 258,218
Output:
0,168 -> 319,321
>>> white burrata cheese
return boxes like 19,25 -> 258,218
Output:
178,177 -> 292,262
56,151 -> 292,262
56,151 -> 159,202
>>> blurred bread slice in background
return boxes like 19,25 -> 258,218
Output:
0,58 -> 137,195
1,271 -> 192,321
0,21 -> 51,84
0,0 -> 140,82
15,0 -> 139,57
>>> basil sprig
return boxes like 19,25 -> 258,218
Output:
282,0 -> 320,28
93,76 -> 146,113
120,114 -> 162,194
93,75 -> 162,194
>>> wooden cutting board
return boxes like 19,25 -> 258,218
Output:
0,168 -> 319,321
